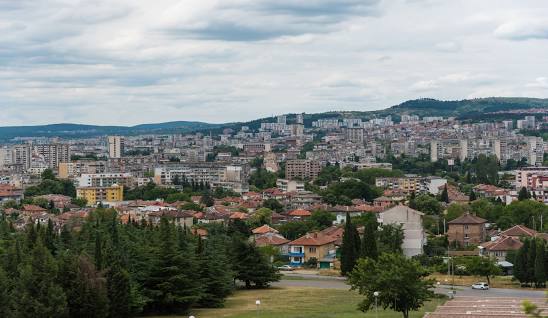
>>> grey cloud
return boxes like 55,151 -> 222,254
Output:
494,20 -> 548,40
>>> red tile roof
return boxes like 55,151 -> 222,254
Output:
289,232 -> 337,246
252,224 -> 278,234
481,236 -> 523,252
499,225 -> 537,238
447,213 -> 487,225
288,209 -> 312,217
255,233 -> 289,246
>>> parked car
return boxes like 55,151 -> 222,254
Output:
277,265 -> 295,271
471,282 -> 489,290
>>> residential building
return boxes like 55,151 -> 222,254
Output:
288,232 -> 337,266
379,205 -> 425,257
447,213 -> 487,247
285,159 -> 321,181
276,178 -> 305,192
479,236 -> 523,261
108,136 -> 125,159
34,143 -> 70,170
375,176 -> 447,195
0,185 -> 24,203
77,173 -> 134,188
76,184 -> 124,203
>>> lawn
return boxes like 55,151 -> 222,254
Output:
155,287 -> 446,318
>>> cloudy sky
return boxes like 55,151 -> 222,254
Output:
1,0 -> 548,126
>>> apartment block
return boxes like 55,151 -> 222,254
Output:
77,185 -> 124,204
285,159 -> 321,181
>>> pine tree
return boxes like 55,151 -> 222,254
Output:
232,239 -> 280,288
95,231 -> 103,271
340,212 -> 361,276
60,225 -> 72,249
14,243 -> 68,318
0,267 -> 14,318
107,263 -> 132,318
143,217 -> 202,314
45,219 -> 56,254
534,239 -> 546,288
197,235 -> 234,307
360,213 -> 378,260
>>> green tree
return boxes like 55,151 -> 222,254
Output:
340,212 -> 361,276
440,185 -> 449,203
518,187 -> 531,201
0,267 -> 14,318
232,240 -> 280,288
467,256 -> 501,286
143,218 -> 201,314
360,213 -> 378,260
378,224 -> 404,254
106,263 -> 132,318
14,243 -> 68,318
534,239 -> 546,288
200,191 -> 215,207
513,238 -> 529,285
349,253 -> 434,318
469,190 -> 477,202
413,195 -> 442,215
276,221 -> 310,241
248,208 -> 273,228
262,198 -> 283,212
197,235 -> 234,307
249,169 -> 277,190
307,209 -> 335,230
41,169 -> 56,181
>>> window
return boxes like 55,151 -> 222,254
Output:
464,234 -> 469,239
464,225 -> 469,230
309,247 -> 317,253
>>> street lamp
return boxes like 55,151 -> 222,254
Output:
256,299 -> 261,317
373,291 -> 380,318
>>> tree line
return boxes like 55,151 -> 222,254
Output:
0,209 -> 279,318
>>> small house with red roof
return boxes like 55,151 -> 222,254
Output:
288,232 -> 337,267
287,209 -> 312,220
479,236 -> 523,261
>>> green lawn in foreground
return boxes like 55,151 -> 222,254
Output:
154,287 -> 446,318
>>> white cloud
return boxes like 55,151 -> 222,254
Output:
1,0 -> 548,125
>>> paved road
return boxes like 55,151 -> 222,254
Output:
276,274 -> 546,298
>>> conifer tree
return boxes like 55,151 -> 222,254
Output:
440,185 -> 449,203
360,213 -> 378,260
45,219 -> 56,254
14,243 -> 68,318
107,263 -> 132,318
232,239 -> 280,288
197,235 -> 234,308
0,267 -> 13,318
534,239 -> 546,288
341,212 -> 361,275
469,190 -> 477,202
513,238 -> 529,285
518,187 -> 531,201
143,217 -> 201,314
527,238 -> 537,285
95,231 -> 103,271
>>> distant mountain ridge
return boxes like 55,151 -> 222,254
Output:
1,97 -> 547,140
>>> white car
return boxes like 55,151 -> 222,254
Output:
471,282 -> 489,290
277,265 -> 295,271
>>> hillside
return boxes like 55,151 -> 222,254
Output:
0,121 -> 220,141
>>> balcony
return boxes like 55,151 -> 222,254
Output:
288,251 -> 305,257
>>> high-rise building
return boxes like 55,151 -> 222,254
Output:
12,144 -> 32,170
285,159 -> 321,181
108,136 -> 125,158
34,143 -> 70,170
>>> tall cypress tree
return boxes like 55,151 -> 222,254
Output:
232,239 -> 280,289
360,213 -> 378,260
341,212 -> 361,276
95,231 -> 103,271
527,238 -> 537,286
45,219 -> 56,254
107,263 -> 132,318
514,238 -> 529,285
534,239 -> 546,288
518,187 -> 531,201
440,185 -> 449,203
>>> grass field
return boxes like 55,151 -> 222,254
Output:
157,287 -> 446,318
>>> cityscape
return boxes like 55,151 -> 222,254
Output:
2,1 -> 548,318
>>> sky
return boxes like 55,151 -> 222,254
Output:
1,0 -> 548,126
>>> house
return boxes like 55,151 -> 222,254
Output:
479,236 -> 523,262
379,205 -> 425,257
254,232 -> 290,255
252,224 -> 279,237
447,213 -> 487,247
373,196 -> 395,210
288,232 -> 337,267
147,210 -> 194,228
36,194 -> 73,209
496,224 -> 548,240
287,209 -> 312,220
0,185 -> 23,203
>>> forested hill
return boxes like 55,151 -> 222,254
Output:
0,121 -> 220,141
1,97 -> 547,140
